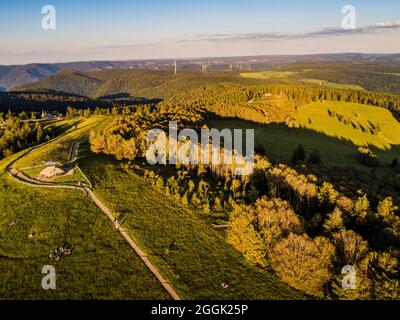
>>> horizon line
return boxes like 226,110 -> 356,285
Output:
1,52 -> 400,67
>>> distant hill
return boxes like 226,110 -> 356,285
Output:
0,88 -> 144,113
0,63 -> 61,91
17,69 -> 259,99
17,70 -> 104,97
0,89 -> 94,113
2,53 -> 400,90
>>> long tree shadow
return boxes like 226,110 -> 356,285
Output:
206,116 -> 400,171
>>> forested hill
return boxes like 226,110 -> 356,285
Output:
162,83 -> 400,123
16,70 -> 104,97
0,89 -> 154,113
16,69 -> 260,99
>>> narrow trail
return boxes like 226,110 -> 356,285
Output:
6,140 -> 181,301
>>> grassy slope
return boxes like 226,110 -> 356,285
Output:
14,116 -> 110,185
78,143 -> 304,300
0,152 -> 169,299
294,101 -> 400,149
240,71 -> 365,90
209,101 -> 400,174
240,71 -> 296,80
209,119 -> 400,173
299,79 -> 364,91
14,117 -> 103,170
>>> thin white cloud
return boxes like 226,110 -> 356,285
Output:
92,19 -> 400,51
375,20 -> 400,28
186,19 -> 400,43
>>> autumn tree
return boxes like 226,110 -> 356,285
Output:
353,195 -> 370,223
376,197 -> 398,223
270,233 -> 335,298
35,122 -> 44,142
227,203 -> 267,267
318,182 -> 340,209
84,108 -> 91,118
323,208 -> 345,235
332,229 -> 369,266
254,197 -> 303,254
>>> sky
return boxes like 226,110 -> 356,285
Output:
1,0 -> 400,65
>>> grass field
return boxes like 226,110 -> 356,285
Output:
240,71 -> 365,91
209,118 -> 400,173
14,117 -> 106,170
14,116 -> 110,185
78,142 -> 304,300
240,71 -> 296,80
294,101 -> 400,149
299,79 -> 364,91
0,154 -> 169,299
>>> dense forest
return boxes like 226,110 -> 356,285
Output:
89,84 -> 400,299
0,111 -> 53,159
277,62 -> 400,94
17,69 -> 259,100
0,89 -> 159,114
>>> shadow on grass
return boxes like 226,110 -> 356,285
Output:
207,117 -> 400,172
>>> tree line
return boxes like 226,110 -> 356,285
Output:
0,112 -> 51,159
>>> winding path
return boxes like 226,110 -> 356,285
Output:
6,141 -> 181,301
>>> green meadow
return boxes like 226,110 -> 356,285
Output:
209,101 -> 400,173
14,116 -> 109,186
0,155 -> 169,299
240,71 -> 365,91
294,101 -> 400,149
14,116 -> 107,170
299,79 -> 365,91
240,71 -> 296,80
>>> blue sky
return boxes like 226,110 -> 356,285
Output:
1,0 -> 400,64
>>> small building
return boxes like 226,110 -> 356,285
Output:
41,111 -> 57,120
262,93 -> 273,99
